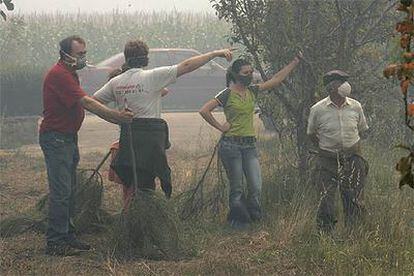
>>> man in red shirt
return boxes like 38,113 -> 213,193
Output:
39,35 -> 133,256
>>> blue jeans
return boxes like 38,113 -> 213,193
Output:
39,131 -> 79,243
219,138 -> 262,222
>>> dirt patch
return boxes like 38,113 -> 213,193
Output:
19,112 -> 266,156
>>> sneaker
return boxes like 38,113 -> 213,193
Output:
45,242 -> 82,256
66,238 -> 91,251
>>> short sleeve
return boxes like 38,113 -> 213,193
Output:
307,107 -> 318,135
93,80 -> 115,104
148,65 -> 178,92
214,88 -> 230,107
53,72 -> 87,109
249,85 -> 260,98
357,104 -> 369,132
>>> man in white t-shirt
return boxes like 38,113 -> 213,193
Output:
94,41 -> 233,117
93,40 -> 233,201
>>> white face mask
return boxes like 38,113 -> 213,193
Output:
337,81 -> 352,98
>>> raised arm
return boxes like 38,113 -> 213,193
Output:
257,52 -> 302,92
176,48 -> 234,78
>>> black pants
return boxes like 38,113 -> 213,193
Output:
314,153 -> 369,232
111,118 -> 172,197
135,169 -> 156,191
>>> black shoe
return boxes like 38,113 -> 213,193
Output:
227,202 -> 252,225
247,203 -> 263,223
229,219 -> 249,230
249,210 -> 263,222
45,242 -> 82,256
66,238 -> 91,251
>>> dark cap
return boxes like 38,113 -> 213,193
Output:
323,70 -> 349,86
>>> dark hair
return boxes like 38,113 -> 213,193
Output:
226,59 -> 251,87
123,40 -> 149,68
108,63 -> 133,80
59,35 -> 85,59
108,40 -> 150,80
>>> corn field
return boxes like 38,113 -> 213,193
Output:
0,12 -> 230,116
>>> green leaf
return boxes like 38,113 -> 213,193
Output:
395,144 -> 411,151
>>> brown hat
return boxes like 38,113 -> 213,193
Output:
323,70 -> 349,86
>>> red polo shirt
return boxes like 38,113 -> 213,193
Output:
39,61 -> 88,134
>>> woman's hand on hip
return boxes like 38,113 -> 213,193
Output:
220,121 -> 231,133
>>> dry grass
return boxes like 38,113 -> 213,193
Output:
1,120 -> 413,275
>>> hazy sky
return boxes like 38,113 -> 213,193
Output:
14,0 -> 215,13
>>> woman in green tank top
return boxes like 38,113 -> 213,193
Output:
199,53 -> 302,228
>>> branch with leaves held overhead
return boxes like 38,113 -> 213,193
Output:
0,0 -> 14,21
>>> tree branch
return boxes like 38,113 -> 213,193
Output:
356,2 -> 397,47
227,0 -> 298,119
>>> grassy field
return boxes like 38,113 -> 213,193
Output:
0,11 -> 413,275
0,124 -> 413,275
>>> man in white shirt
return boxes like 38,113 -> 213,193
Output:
307,70 -> 369,233
93,40 -> 233,202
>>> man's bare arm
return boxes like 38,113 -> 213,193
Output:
80,96 -> 133,124
176,48 -> 233,77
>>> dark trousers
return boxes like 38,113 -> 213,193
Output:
39,131 -> 79,243
111,118 -> 172,197
314,152 -> 368,232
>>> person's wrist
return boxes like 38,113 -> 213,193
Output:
293,56 -> 300,63
214,49 -> 224,57
114,110 -> 122,122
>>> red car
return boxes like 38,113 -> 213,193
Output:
78,48 -> 228,112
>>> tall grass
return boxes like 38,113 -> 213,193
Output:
0,134 -> 412,274
178,135 -> 414,275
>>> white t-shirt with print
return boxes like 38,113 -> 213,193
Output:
93,65 -> 177,118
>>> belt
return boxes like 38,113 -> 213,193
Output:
318,149 -> 359,160
129,118 -> 168,130
222,136 -> 256,144
41,130 -> 78,142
